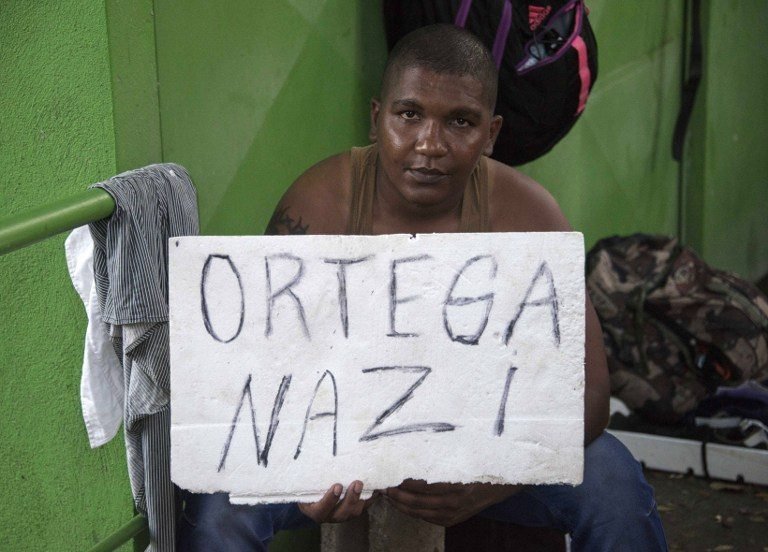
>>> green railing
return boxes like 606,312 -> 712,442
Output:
0,189 -> 114,256
86,515 -> 149,552
1,191 -> 150,551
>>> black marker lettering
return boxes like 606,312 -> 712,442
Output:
200,254 -> 245,343
503,261 -> 560,346
443,255 -> 497,345
494,366 -> 518,436
388,255 -> 431,337
359,366 -> 456,441
218,373 -> 292,471
294,370 -> 339,459
323,256 -> 373,338
265,253 -> 310,339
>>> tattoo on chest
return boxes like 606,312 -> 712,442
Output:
266,207 -> 309,235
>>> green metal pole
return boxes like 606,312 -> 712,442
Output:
86,515 -> 148,552
0,189 -> 115,256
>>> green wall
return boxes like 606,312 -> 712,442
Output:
685,0 -> 768,281
153,0 -> 387,236
0,1 -> 133,550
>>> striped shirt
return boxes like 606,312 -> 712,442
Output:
89,164 -> 198,551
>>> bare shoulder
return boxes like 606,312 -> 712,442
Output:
265,152 -> 351,235
487,158 -> 571,233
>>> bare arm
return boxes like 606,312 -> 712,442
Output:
265,206 -> 310,235
264,153 -> 350,236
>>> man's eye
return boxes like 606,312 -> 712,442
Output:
453,117 -> 471,127
401,110 -> 418,120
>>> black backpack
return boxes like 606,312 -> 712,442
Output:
383,0 -> 598,166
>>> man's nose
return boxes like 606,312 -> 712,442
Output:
414,121 -> 448,157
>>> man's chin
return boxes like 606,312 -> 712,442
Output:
400,187 -> 458,212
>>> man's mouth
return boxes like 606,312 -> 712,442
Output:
405,167 -> 448,184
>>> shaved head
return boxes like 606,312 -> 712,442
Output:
381,24 -> 498,111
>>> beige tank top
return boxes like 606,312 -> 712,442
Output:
346,144 -> 491,235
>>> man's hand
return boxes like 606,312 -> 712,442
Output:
298,481 -> 375,524
383,479 -> 519,527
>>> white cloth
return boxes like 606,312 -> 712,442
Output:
65,225 -> 124,448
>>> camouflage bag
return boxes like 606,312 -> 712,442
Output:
586,234 -> 768,424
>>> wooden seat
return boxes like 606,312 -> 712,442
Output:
446,517 -> 566,552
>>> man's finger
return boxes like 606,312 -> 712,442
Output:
299,483 -> 343,523
332,480 -> 364,520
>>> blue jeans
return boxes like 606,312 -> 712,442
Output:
177,432 -> 667,551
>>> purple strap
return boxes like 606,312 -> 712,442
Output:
492,1 -> 513,68
455,0 -> 511,69
454,0 -> 473,27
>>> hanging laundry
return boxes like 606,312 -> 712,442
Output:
87,163 -> 199,552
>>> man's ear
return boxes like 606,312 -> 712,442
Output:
483,114 -> 503,157
369,98 -> 381,143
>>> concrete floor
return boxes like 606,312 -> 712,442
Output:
647,469 -> 768,551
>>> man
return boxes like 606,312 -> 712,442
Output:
178,24 -> 667,551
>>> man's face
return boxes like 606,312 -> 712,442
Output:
370,66 -> 502,214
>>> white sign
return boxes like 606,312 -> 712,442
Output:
169,233 -> 585,503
